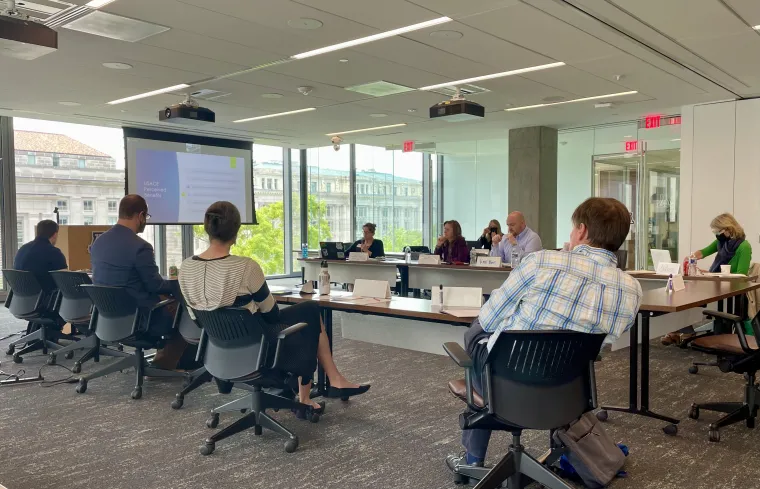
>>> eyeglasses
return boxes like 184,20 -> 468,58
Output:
143,212 -> 151,221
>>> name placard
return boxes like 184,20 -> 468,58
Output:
418,254 -> 441,265
353,279 -> 391,299
476,256 -> 502,268
671,275 -> 686,292
656,262 -> 681,276
348,252 -> 369,262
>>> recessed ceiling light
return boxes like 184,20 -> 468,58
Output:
233,107 -> 316,123
291,16 -> 452,59
407,108 -> 417,113
339,58 -> 349,63
261,93 -> 283,99
369,113 -> 388,118
624,135 -> 633,139
86,0 -> 117,8
287,18 -> 323,30
506,91 -> 638,111
326,123 -> 407,136
102,62 -> 132,70
419,62 -> 566,91
58,101 -> 81,106
107,83 -> 190,105
429,30 -> 463,40
754,25 -> 760,30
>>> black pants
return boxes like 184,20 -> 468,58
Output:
275,301 -> 322,383
462,318 -> 493,460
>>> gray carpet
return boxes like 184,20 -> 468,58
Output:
0,308 -> 757,489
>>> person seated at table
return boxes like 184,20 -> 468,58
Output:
435,220 -> 470,264
446,197 -> 642,474
477,219 -> 502,251
349,222 -> 385,258
662,213 -> 753,346
14,219 -> 67,293
90,194 -> 193,370
179,201 -> 369,416
490,211 -> 542,264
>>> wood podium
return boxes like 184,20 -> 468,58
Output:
55,225 -> 111,271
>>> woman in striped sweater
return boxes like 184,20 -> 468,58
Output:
179,201 -> 370,416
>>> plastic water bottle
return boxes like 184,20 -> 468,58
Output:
511,250 -> 520,268
318,261 -> 330,295
301,242 -> 308,259
470,248 -> 476,266
404,247 -> 411,264
688,255 -> 697,276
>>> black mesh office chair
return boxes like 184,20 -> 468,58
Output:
170,297 -> 212,409
688,309 -> 760,442
192,306 -> 316,455
75,285 -> 187,399
2,269 -> 68,363
445,331 -> 606,489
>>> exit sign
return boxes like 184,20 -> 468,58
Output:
645,116 -> 661,129
625,140 -> 638,152
402,140 -> 415,152
640,115 -> 682,129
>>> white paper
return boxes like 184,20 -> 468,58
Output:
476,256 -> 502,268
431,286 -> 483,308
656,262 -> 681,276
441,308 -> 481,318
299,282 -> 314,294
671,275 -> 686,292
331,296 -> 391,306
472,249 -> 490,256
352,279 -> 391,299
418,254 -> 441,265
348,252 -> 369,262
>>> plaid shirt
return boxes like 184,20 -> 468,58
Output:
481,245 -> 642,351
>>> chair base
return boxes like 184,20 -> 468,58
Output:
7,324 -> 69,361
453,435 -> 571,489
200,384 -> 307,455
691,374 -> 760,442
171,367 -> 212,409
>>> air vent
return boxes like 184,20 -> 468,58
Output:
345,81 -> 414,97
429,84 -> 490,98
189,89 -> 231,101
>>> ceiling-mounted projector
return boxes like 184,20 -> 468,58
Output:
429,89 -> 485,122
0,11 -> 58,60
159,95 -> 215,126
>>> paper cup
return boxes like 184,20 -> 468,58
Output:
720,265 -> 731,275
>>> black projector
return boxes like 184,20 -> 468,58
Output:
429,99 -> 485,122
159,104 -> 215,126
0,15 -> 57,60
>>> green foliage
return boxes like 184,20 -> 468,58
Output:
376,227 -> 423,253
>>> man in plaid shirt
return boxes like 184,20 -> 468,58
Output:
447,197 -> 643,472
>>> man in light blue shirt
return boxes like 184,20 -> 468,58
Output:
489,211 -> 543,263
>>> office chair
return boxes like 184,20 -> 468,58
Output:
75,285 -> 187,399
614,250 -> 628,271
192,306 -> 316,455
170,297 -> 212,409
444,331 -> 606,489
688,309 -> 760,442
2,269 -> 70,364
466,241 -> 480,250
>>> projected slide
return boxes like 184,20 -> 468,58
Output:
134,149 -> 248,223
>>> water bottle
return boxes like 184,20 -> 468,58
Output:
470,248 -> 476,266
404,246 -> 411,264
301,242 -> 308,259
688,255 -> 697,276
511,250 -> 520,268
318,261 -> 330,295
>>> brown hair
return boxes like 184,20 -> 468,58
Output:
571,198 -> 631,251
363,223 -> 376,234
488,219 -> 502,235
204,201 -> 241,243
710,213 -> 745,240
118,194 -> 148,219
444,220 -> 463,240
36,220 -> 59,239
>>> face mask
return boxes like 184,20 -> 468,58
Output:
716,234 -> 729,244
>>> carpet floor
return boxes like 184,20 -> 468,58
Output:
0,308 -> 757,489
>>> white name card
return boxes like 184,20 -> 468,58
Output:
472,249 -> 490,256
671,274 -> 686,292
348,252 -> 369,262
476,256 -> 502,268
418,254 -> 441,265
431,286 -> 483,307
656,262 -> 681,276
352,279 -> 391,299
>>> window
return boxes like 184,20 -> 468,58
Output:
274,179 -> 278,191
307,146 -> 351,243
108,200 -> 117,212
261,178 -> 265,189
325,182 -> 331,193
78,159 -> 85,168
59,216 -> 69,225
291,149 -> 303,271
310,181 -> 317,193
267,178 -> 273,190
16,219 -> 24,247
53,155 -> 59,167
27,154 -> 35,165
107,216 -> 117,225
83,216 -> 93,225
83,200 -> 94,212
56,200 -> 68,211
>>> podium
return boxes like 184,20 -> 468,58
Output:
55,225 -> 111,271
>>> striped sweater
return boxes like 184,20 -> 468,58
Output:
178,255 -> 279,323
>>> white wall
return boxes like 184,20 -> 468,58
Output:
679,99 -> 760,268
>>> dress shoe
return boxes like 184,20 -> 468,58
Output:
327,384 -> 370,399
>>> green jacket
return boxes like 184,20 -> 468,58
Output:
700,239 -> 752,275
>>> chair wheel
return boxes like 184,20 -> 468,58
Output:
131,387 -> 143,400
254,425 -> 262,436
64,351 -> 75,360
47,355 -> 57,365
709,429 -> 720,443
12,354 -> 22,364
688,365 -> 698,374
341,396 -> 349,402
453,473 -> 470,485
171,395 -> 184,410
596,410 -> 608,422
200,442 -> 215,456
117,345 -> 124,351
206,413 -> 220,429
309,412 -> 320,423
688,404 -> 699,420
240,409 -> 247,414
284,437 -> 299,453
663,424 -> 678,436
72,363 -> 82,374
5,345 -> 14,355
76,379 -> 87,394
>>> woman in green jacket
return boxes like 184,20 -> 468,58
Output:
663,213 -> 752,345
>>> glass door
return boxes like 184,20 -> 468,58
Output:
644,149 -> 680,269
592,152 -> 641,270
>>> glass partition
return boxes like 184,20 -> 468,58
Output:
306,146 -> 351,244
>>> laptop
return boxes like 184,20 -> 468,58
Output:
650,249 -> 673,271
406,246 -> 431,260
319,241 -> 346,260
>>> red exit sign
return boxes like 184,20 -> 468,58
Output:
645,116 -> 661,129
402,140 -> 415,153
641,115 -> 682,129
625,140 -> 638,152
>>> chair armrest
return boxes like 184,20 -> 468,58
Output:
443,342 -> 472,368
4,290 -> 12,309
702,310 -> 742,323
151,298 -> 175,311
277,322 -> 308,340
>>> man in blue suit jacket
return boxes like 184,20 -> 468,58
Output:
14,219 -> 67,292
90,194 -> 187,369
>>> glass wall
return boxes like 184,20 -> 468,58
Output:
306,146 -> 351,245
291,149 -> 302,270
354,145 -> 424,252
439,139 -> 509,242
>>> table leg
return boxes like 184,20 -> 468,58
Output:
399,266 -> 409,297
727,297 -> 734,315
